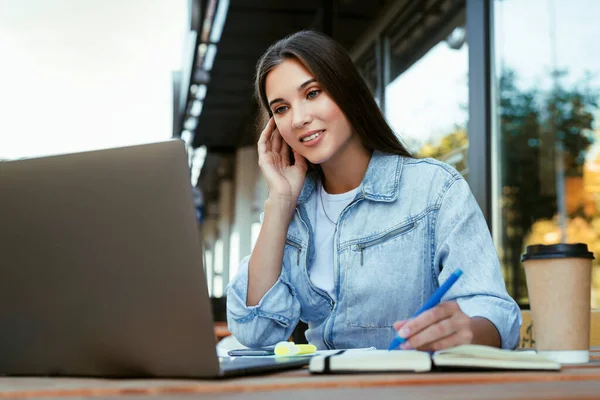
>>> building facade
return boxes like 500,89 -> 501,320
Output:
178,0 -> 600,309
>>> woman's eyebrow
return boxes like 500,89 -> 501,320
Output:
268,78 -> 318,107
297,78 -> 317,90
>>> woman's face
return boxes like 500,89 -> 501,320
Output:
265,58 -> 358,166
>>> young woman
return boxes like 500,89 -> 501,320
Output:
226,30 -> 521,351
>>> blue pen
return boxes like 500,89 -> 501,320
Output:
388,269 -> 463,350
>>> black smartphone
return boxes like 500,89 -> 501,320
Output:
227,347 -> 275,356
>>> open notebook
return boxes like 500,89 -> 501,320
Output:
309,345 -> 561,373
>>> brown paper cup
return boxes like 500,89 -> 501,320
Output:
522,243 -> 594,364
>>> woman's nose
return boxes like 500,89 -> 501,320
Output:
292,105 -> 312,129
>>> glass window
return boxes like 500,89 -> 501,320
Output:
356,44 -> 378,99
494,0 -> 600,307
386,24 -> 469,176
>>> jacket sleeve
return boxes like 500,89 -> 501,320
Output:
226,253 -> 301,348
434,177 -> 522,349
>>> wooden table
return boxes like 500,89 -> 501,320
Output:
1,349 -> 599,400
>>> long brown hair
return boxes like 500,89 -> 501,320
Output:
254,30 -> 412,158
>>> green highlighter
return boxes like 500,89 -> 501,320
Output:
274,341 -> 317,356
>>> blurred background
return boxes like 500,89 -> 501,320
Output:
1,0 -> 599,320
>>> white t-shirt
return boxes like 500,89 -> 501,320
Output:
309,181 -> 359,302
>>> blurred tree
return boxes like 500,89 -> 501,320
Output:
502,68 -> 597,303
545,70 -> 597,177
419,129 -> 468,159
498,69 -> 553,302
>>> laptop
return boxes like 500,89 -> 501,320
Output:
0,140 -> 309,378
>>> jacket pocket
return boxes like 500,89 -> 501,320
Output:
285,237 -> 303,266
345,220 -> 426,328
284,236 -> 332,322
355,222 -> 416,265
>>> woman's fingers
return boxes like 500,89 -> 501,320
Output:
396,302 -> 473,351
393,320 -> 408,331
401,316 -> 456,350
257,117 -> 275,155
397,302 -> 458,341
280,137 -> 290,163
271,126 -> 282,154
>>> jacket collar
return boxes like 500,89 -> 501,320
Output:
297,151 -> 403,204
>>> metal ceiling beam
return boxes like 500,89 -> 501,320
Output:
349,0 -> 411,61
229,6 -> 317,15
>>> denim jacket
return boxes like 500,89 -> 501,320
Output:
227,151 -> 521,350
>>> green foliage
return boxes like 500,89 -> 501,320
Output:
418,129 -> 468,159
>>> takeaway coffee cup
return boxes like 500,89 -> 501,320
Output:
522,243 -> 594,364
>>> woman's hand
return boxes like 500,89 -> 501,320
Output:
257,117 -> 308,204
393,301 -> 476,351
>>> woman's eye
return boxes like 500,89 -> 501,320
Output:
307,90 -> 321,99
274,106 -> 288,114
